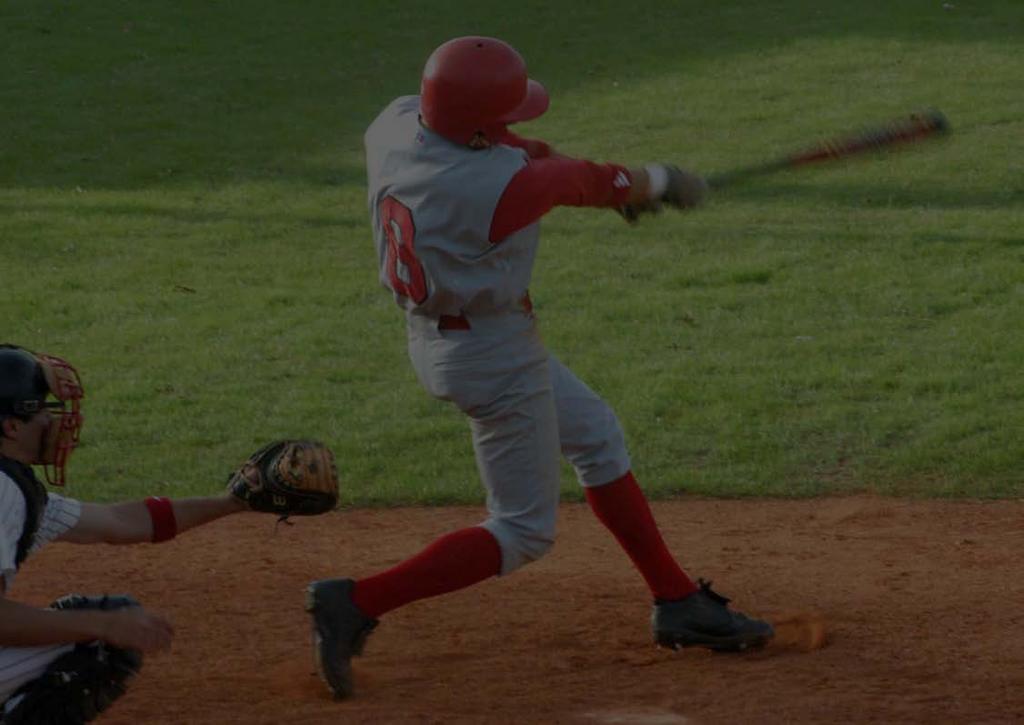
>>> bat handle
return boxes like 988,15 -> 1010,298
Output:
706,158 -> 791,190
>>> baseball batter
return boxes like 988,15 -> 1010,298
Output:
307,36 -> 773,700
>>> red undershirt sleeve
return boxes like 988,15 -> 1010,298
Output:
489,158 -> 634,243
496,130 -> 553,159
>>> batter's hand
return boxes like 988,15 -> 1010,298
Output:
99,607 -> 175,653
662,165 -> 708,209
619,164 -> 708,222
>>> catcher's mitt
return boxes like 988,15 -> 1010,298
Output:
227,439 -> 339,517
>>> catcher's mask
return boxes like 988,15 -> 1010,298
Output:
420,36 -> 549,146
0,344 -> 84,485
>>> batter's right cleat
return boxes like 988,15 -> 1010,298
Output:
305,578 -> 379,699
652,579 -> 774,653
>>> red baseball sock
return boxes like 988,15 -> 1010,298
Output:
351,526 -> 503,618
585,471 -> 698,601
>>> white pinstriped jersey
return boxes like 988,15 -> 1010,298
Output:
0,470 -> 82,703
0,471 -> 82,591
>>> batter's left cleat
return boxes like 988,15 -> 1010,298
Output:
652,579 -> 774,653
305,578 -> 379,699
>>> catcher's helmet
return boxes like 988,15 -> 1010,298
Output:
0,345 -> 48,420
420,36 -> 549,145
0,344 -> 84,485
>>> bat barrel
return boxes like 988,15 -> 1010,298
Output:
707,109 -> 950,190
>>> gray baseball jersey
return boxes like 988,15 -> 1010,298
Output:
0,471 -> 81,702
365,95 -> 540,319
364,96 -> 631,575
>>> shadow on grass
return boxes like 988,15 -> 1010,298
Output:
0,198 -> 368,230
719,178 -> 1023,212
1,1 -> 1022,191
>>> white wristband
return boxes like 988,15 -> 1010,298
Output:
644,164 -> 669,200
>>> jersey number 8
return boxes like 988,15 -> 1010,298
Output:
380,196 -> 428,304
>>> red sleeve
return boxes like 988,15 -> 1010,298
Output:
489,158 -> 633,243
496,130 -> 553,159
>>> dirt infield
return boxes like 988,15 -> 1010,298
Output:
17,496 -> 1024,723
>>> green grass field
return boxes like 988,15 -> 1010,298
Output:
2,1 -> 1022,504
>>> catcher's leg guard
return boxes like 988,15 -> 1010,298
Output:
652,580 -> 774,653
305,579 -> 378,700
1,594 -> 144,724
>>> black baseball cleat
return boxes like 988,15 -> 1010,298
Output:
652,579 -> 774,653
305,578 -> 379,699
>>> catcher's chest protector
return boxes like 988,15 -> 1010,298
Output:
0,456 -> 46,569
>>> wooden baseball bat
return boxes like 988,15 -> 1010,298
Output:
706,109 -> 950,189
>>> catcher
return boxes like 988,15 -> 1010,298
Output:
0,344 -> 338,723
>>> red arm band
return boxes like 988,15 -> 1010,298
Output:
144,496 -> 178,543
489,158 -> 634,242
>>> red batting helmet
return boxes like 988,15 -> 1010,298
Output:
420,36 -> 549,145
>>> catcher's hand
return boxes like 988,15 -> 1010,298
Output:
227,439 -> 339,517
